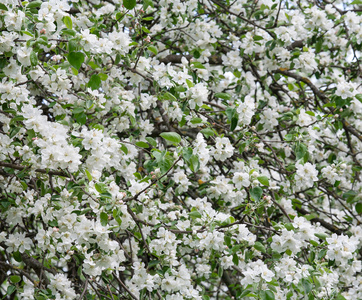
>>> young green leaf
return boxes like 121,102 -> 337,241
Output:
100,212 -> 108,226
30,51 -> 38,66
67,52 -> 85,70
123,0 -> 136,10
148,46 -> 158,55
215,93 -> 231,100
88,74 -> 101,90
145,137 -> 157,147
250,186 -> 263,201
135,141 -> 150,148
63,16 -> 73,30
160,132 -> 181,144
257,176 -> 270,186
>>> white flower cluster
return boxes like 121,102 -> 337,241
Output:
22,104 -> 82,172
211,137 -> 234,161
295,162 -> 318,190
0,0 -> 361,299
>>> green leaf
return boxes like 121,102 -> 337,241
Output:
225,107 -> 236,121
100,212 -> 108,226
302,278 -> 313,294
148,46 -> 158,55
13,251 -> 22,262
10,127 -> 20,138
190,118 -> 203,124
88,60 -> 99,69
148,260 -> 160,268
315,37 -> 323,53
68,38 -> 78,52
115,54 -> 121,65
95,183 -> 107,194
215,93 -> 231,100
186,79 -> 194,88
343,190 -> 357,203
257,176 -> 269,186
191,61 -> 205,69
254,241 -> 266,253
201,104 -> 211,110
314,233 -> 328,240
295,143 -> 307,161
189,154 -> 200,172
217,266 -> 223,277
75,112 -> 87,125
86,99 -> 93,109
200,128 -> 214,138
85,169 -> 92,181
305,111 -> 315,116
73,107 -> 84,114
143,0 -> 154,9
224,235 -> 232,247
27,1 -> 42,8
136,141 -> 150,148
30,51 -> 38,66
260,290 -> 275,300
121,144 -> 128,155
99,73 -> 108,81
88,74 -> 101,90
10,275 -> 21,283
253,35 -> 264,41
123,0 -> 137,9
0,58 -> 7,69
175,86 -> 187,92
160,156 -> 172,173
232,253 -> 239,265
284,223 -> 294,231
230,116 -> 238,131
356,203 -> 362,214
68,52 -> 85,70
356,94 -> 362,103
240,290 -> 252,297
7,286 -> 16,296
63,16 -> 73,30
250,186 -> 263,201
0,3 -> 8,10
284,134 -> 293,141
350,0 -> 362,4
142,26 -> 150,33
189,210 -> 202,219
318,249 -> 327,259
182,147 -> 193,161
145,137 -> 157,147
162,92 -> 177,101
160,132 -> 181,144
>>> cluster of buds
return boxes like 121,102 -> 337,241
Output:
51,55 -> 62,63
